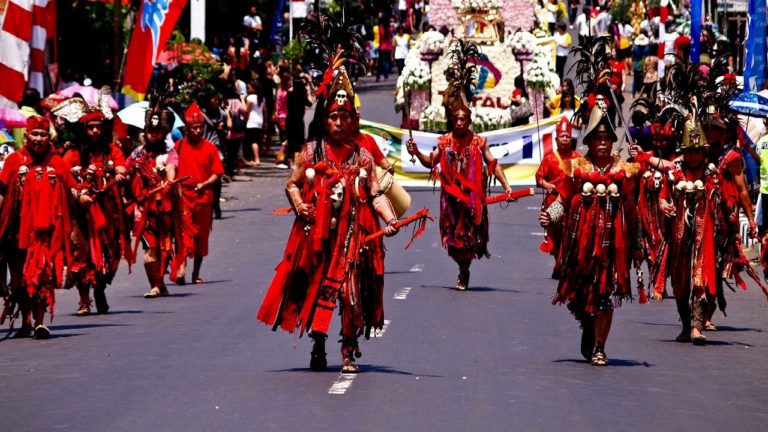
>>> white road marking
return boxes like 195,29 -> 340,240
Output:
530,232 -> 546,236
410,264 -> 424,272
375,319 -> 391,337
526,206 -> 540,210
328,374 -> 357,395
394,287 -> 411,300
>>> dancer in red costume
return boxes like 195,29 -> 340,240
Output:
258,49 -> 399,373
64,110 -> 134,315
0,116 -> 78,339
540,107 -> 641,365
535,117 -> 581,277
125,91 -> 192,299
175,103 -> 224,284
406,40 -> 513,290
651,120 -> 723,344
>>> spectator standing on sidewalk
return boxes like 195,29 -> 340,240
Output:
554,22 -> 571,80
244,80 -> 266,166
376,18 -> 393,81
394,26 -> 411,76
243,6 -> 262,49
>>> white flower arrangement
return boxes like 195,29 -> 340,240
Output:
524,60 -> 551,90
451,0 -> 502,14
403,61 -> 432,91
417,30 -> 446,55
471,106 -> 512,132
419,104 -> 448,132
509,30 -> 537,53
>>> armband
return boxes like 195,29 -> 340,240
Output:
545,201 -> 565,224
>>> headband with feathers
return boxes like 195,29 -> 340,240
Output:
443,39 -> 480,115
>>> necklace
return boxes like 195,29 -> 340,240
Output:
592,160 -> 611,175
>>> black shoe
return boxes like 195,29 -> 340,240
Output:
94,289 -> 109,314
33,325 -> 50,340
11,325 -> 32,339
551,268 -> 561,280
309,334 -> 327,371
580,316 -> 595,361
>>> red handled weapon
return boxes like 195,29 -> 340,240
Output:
484,187 -> 535,205
146,175 -> 191,196
365,208 -> 433,249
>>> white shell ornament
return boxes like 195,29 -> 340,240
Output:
607,183 -> 619,196
305,167 -> 316,182
596,183 -> 607,195
676,181 -> 687,191
685,181 -> 695,191
694,180 -> 704,190
582,182 -> 594,194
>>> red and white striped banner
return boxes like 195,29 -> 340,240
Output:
0,0 -> 55,107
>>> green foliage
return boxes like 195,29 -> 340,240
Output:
610,0 -> 631,24
166,38 -> 223,105
283,38 -> 306,66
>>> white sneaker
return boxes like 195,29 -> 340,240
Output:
276,163 -> 289,169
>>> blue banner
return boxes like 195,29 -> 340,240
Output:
744,0 -> 767,91
271,0 -> 286,44
690,0 -> 702,63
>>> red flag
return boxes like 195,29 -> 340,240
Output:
122,0 -> 189,100
0,0 -> 56,106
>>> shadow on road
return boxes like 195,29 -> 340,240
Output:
420,284 -> 522,293
552,358 -> 654,367
267,365 -> 442,377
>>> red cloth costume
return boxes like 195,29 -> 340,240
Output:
258,142 -> 386,339
535,149 -> 581,257
553,156 -> 640,316
64,145 -> 135,288
0,148 -> 75,317
125,145 -> 192,282
435,132 -> 493,261
355,132 -> 386,166
174,137 -> 224,256
652,166 -> 721,299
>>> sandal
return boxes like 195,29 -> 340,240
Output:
75,300 -> 92,316
341,357 -> 359,374
705,323 -> 717,331
455,269 -> 470,291
144,287 -> 162,298
192,275 -> 204,284
691,332 -> 707,346
590,346 -> 608,366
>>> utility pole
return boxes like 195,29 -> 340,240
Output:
113,0 -> 122,89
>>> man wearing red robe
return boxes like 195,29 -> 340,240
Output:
175,103 -> 225,284
540,107 -> 641,366
0,116 -> 78,339
257,64 -> 399,373
535,117 -> 581,276
64,111 -> 133,315
125,96 -> 191,299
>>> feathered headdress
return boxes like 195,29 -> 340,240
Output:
51,86 -> 114,123
301,14 -> 366,145
569,36 -> 616,126
144,86 -> 177,133
300,13 -> 366,101
443,39 -> 480,115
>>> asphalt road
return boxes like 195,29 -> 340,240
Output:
2,84 -> 768,431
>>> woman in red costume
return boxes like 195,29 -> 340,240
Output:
257,62 -> 399,374
406,40 -> 513,290
540,107 -> 641,366
63,110 -> 134,316
0,116 -> 78,339
535,116 -> 581,278
124,91 -> 192,299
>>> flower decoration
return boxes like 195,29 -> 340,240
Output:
509,30 -> 536,53
452,0 -> 503,14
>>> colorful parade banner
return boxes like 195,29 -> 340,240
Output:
744,0 -> 767,91
122,0 -> 189,101
360,116 -> 563,187
690,0 -> 702,63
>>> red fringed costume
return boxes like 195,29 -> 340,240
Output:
125,146 -> 193,284
553,156 -> 640,316
63,146 -> 135,289
257,142 -> 386,339
651,165 -> 721,300
0,148 -> 75,320
535,149 -> 581,258
436,132 -> 493,261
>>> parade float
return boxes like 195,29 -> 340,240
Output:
362,0 -> 564,186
